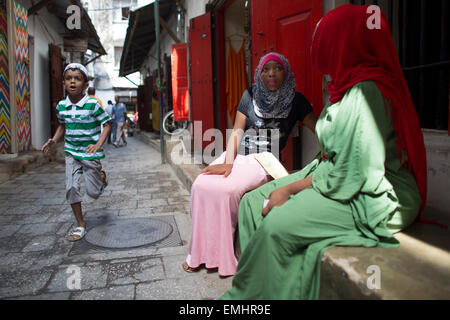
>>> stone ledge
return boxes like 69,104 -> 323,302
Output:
0,143 -> 65,184
320,206 -> 450,300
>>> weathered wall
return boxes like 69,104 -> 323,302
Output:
423,131 -> 450,214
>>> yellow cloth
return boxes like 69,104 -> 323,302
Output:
226,39 -> 248,124
152,98 -> 160,131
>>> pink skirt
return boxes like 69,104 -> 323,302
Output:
186,152 -> 270,276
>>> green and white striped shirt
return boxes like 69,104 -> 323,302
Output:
56,94 -> 111,160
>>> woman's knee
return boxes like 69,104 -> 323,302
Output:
240,192 -> 253,206
193,175 -> 241,198
258,213 -> 288,240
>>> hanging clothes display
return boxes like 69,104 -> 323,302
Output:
226,39 -> 247,124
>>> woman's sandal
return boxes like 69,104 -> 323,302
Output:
68,226 -> 87,242
182,261 -> 199,273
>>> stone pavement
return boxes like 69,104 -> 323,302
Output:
0,135 -> 232,300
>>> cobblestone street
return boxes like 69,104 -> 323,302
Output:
0,135 -> 232,299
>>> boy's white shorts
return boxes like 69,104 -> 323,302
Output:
65,155 -> 106,204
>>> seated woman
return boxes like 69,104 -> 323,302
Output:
220,4 -> 427,299
183,52 -> 317,276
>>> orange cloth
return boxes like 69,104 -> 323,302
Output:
89,95 -> 104,110
226,39 -> 248,124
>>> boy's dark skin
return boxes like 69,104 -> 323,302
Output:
42,69 -> 111,240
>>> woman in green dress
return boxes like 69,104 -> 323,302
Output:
220,4 -> 427,300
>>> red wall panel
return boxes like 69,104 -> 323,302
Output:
171,43 -> 189,121
189,12 -> 215,149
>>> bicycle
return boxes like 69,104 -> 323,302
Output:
162,110 -> 189,135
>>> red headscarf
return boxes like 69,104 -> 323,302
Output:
311,5 -> 430,223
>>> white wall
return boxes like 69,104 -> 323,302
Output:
184,0 -> 210,29
424,131 -> 450,214
93,89 -> 116,107
140,0 -> 209,76
21,0 -> 66,150
141,12 -> 178,75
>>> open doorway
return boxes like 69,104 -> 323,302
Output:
223,0 -> 250,129
211,0 -> 251,139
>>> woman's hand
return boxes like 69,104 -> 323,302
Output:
201,164 -> 233,178
262,186 -> 291,217
41,138 -> 55,155
261,176 -> 313,217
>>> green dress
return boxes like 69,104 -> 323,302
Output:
220,81 -> 421,300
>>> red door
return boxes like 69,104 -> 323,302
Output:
189,12 -> 215,150
251,0 -> 323,171
171,43 -> 189,121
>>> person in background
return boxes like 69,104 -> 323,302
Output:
105,100 -> 115,144
113,96 -> 128,147
88,87 -> 104,110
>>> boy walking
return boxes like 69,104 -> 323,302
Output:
42,63 -> 111,241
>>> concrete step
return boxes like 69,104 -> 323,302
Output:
320,206 -> 450,299
0,143 -> 65,184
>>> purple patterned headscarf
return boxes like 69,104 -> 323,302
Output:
253,52 -> 296,118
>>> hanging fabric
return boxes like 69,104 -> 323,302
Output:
226,39 -> 247,124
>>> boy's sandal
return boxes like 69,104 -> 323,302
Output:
68,226 -> 87,242
182,261 -> 199,273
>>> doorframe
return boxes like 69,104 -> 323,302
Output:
209,0 -> 247,146
209,0 -> 232,137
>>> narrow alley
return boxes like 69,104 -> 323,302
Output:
0,0 -> 448,305
0,135 -> 232,299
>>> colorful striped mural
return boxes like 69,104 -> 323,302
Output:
14,0 -> 30,153
0,1 -> 10,154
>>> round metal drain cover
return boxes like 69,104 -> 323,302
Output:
85,218 -> 173,249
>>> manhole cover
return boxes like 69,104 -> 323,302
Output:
84,218 -> 173,249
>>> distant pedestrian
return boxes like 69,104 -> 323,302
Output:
88,87 -> 108,137
41,63 -> 111,241
113,96 -> 128,147
88,87 -> 104,110
105,100 -> 115,144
